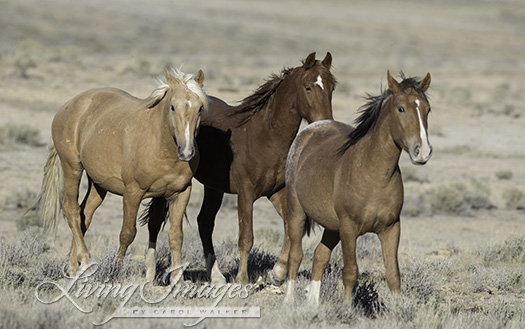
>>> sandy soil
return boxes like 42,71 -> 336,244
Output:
1,0 -> 524,270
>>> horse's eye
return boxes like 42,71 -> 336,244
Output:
398,106 -> 405,113
170,105 -> 175,112
306,86 -> 312,92
199,106 -> 204,113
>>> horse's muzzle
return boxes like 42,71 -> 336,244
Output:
177,146 -> 195,162
409,143 -> 433,165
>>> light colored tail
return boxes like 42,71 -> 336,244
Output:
31,144 -> 65,232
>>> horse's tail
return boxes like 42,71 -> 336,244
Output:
29,144 -> 65,232
138,197 -> 169,227
304,216 -> 316,237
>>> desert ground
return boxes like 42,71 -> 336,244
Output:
1,0 -> 524,328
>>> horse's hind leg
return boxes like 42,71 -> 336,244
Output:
307,229 -> 340,305
61,161 -> 89,276
378,220 -> 401,294
69,177 -> 107,273
197,186 -> 226,284
284,187 -> 307,304
145,197 -> 168,282
268,188 -> 289,284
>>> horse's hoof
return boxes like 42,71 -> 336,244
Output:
268,269 -> 285,286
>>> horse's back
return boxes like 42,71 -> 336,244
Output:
52,88 -> 141,137
287,120 -> 353,179
51,88 -> 144,190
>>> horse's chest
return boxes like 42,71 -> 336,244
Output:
134,160 -> 194,196
351,191 -> 402,233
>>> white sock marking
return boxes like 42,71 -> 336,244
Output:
307,280 -> 321,305
284,280 -> 296,304
315,75 -> 324,90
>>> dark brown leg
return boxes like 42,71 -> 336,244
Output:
196,186 -> 225,283
145,197 -> 168,282
236,190 -> 255,284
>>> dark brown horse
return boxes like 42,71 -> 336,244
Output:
145,52 -> 336,283
283,71 -> 432,305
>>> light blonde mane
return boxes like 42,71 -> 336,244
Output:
144,67 -> 208,110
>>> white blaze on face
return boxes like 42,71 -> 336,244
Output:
184,123 -> 191,151
415,99 -> 431,158
315,75 -> 324,90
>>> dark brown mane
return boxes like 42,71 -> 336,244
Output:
337,72 -> 428,156
230,62 -> 337,126
230,67 -> 295,126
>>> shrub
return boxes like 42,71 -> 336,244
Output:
495,170 -> 513,180
403,260 -> 435,298
502,188 -> 525,210
428,185 -> 468,215
479,235 -> 525,263
428,181 -> 493,215
0,124 -> 41,146
401,166 -> 426,183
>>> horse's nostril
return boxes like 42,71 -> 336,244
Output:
414,145 -> 421,156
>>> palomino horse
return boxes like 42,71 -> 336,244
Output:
284,71 -> 432,305
144,52 -> 336,283
34,68 -> 208,283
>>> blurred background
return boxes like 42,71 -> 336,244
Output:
1,0 -> 524,253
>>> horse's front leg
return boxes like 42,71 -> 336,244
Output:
339,219 -> 359,304
268,188 -> 289,284
378,220 -> 401,294
236,190 -> 255,284
167,184 -> 192,286
118,187 -> 144,260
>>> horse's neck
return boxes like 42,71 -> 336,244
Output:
153,99 -> 177,149
261,78 -> 302,143
351,111 -> 402,183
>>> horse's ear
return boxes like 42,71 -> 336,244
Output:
321,52 -> 332,68
387,70 -> 401,94
165,68 -> 179,86
304,52 -> 316,70
195,69 -> 204,87
419,72 -> 431,92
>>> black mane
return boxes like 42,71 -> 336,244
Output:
230,67 -> 294,126
337,72 -> 429,156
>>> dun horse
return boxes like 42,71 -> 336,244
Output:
284,71 -> 432,304
144,53 -> 336,283
34,68 -> 208,283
